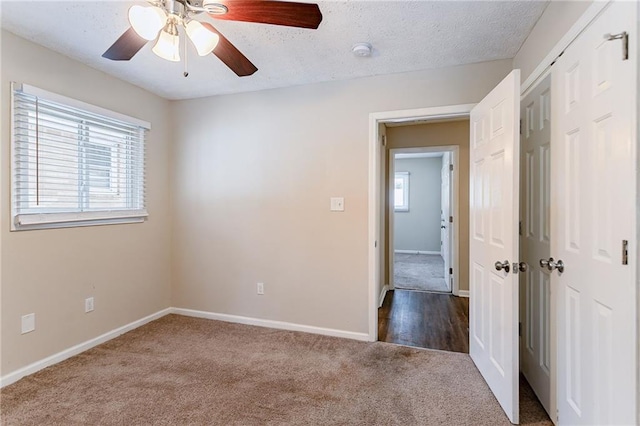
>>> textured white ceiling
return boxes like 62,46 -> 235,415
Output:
1,1 -> 548,100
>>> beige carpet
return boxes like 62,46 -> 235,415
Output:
1,315 -> 551,425
394,253 -> 449,292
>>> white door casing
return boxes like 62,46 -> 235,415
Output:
441,152 -> 451,290
552,2 -> 637,424
469,69 -> 521,424
519,74 -> 554,419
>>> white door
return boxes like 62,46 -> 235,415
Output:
441,153 -> 451,290
519,74 -> 554,418
469,69 -> 521,424
552,2 -> 637,424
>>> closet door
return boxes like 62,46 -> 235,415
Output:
519,73 -> 553,419
552,2 -> 636,424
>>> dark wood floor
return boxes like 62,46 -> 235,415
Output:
378,289 -> 469,353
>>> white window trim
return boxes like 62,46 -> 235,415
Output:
16,83 -> 151,130
394,171 -> 409,212
10,82 -> 150,231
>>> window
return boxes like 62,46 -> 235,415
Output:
11,83 -> 149,230
394,171 -> 409,211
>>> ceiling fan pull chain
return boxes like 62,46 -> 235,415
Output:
183,27 -> 189,78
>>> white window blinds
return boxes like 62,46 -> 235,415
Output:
11,83 -> 150,230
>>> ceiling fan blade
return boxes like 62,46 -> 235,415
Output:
212,1 -> 322,29
102,27 -> 148,61
201,23 -> 258,77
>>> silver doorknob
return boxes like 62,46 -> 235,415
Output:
547,258 -> 565,273
540,257 -> 564,273
517,262 -> 528,272
494,260 -> 510,273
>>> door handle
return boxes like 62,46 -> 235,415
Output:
441,225 -> 446,229
547,258 -> 564,273
540,257 -> 564,273
494,260 -> 510,273
516,262 -> 528,273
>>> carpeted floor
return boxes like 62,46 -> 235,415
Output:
0,315 -> 551,425
394,253 -> 449,292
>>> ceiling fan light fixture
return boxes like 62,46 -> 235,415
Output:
128,5 -> 167,41
186,20 -> 220,56
152,25 -> 181,62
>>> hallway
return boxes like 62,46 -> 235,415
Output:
378,289 -> 469,353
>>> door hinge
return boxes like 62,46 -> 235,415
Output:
519,221 -> 522,236
519,119 -> 522,135
449,216 -> 453,223
449,164 -> 454,171
449,267 -> 453,275
518,322 -> 522,337
605,31 -> 628,61
622,240 -> 628,265
375,240 -> 378,248
381,135 -> 387,146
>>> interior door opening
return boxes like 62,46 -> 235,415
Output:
378,120 -> 469,354
370,104 -> 552,424
391,150 -> 453,294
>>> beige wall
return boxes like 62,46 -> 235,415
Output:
171,60 -> 511,334
513,1 -> 592,83
1,31 -> 172,374
385,120 -> 471,292
0,0 -> 602,376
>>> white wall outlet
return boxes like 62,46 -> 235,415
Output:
257,282 -> 264,295
85,297 -> 94,313
21,313 -> 35,334
330,197 -> 345,212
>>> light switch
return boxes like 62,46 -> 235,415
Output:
21,313 -> 35,334
330,197 -> 345,212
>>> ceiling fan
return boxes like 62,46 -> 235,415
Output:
102,0 -> 323,77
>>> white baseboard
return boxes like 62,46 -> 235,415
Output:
457,290 -> 469,298
172,308 -> 370,342
394,250 -> 441,255
0,307 -> 172,388
1,306 -> 371,388
378,285 -> 390,307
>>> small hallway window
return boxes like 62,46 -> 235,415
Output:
394,171 -> 409,211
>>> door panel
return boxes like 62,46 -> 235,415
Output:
552,2 -> 636,424
441,152 -> 451,289
519,73 -> 553,418
470,69 -> 520,424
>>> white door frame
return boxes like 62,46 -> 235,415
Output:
388,146 -> 460,296
368,103 -> 474,341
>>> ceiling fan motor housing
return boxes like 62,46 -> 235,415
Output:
201,0 -> 229,15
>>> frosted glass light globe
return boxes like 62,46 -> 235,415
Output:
186,20 -> 220,56
128,5 -> 166,41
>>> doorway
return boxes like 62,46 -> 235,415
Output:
389,149 -> 456,294
370,101 -> 552,424
377,121 -> 469,354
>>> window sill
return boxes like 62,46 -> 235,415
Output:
11,210 -> 148,231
